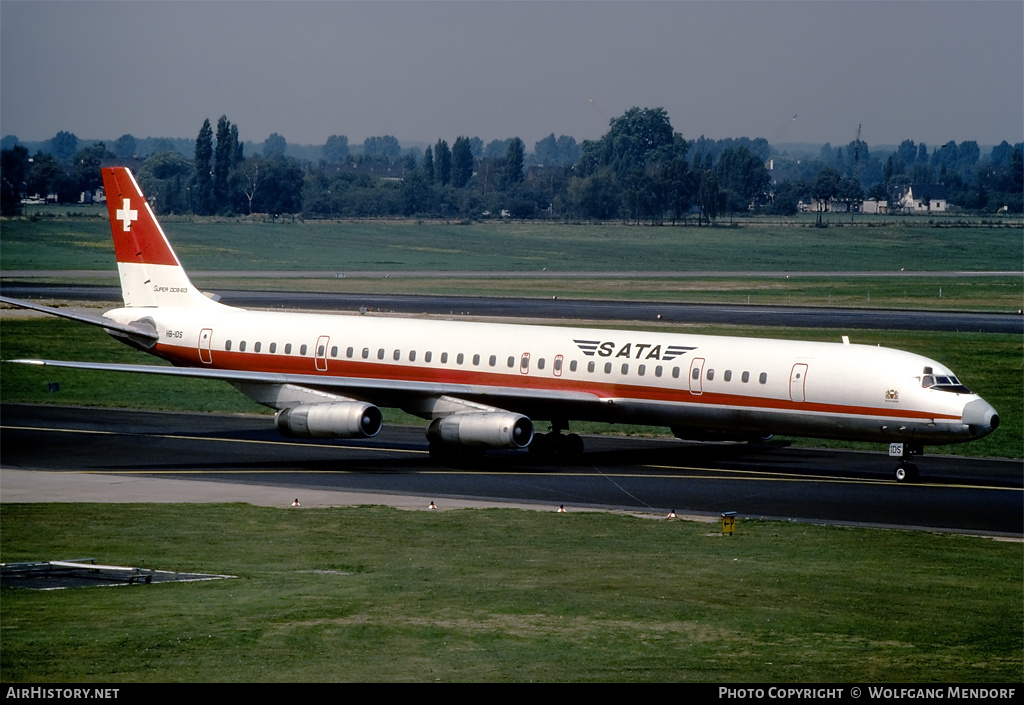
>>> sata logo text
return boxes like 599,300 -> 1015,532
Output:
573,339 -> 695,361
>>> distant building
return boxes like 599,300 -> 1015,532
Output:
898,185 -> 949,214
861,199 -> 888,214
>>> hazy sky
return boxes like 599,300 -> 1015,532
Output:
2,1 -> 1021,149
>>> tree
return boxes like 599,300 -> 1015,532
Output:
810,166 -> 841,226
239,157 -> 268,214
504,137 -> 525,188
1,144 -> 29,215
606,108 -> 674,178
50,131 -> 78,163
192,119 -> 214,215
716,146 -> 770,212
114,134 -> 137,160
695,168 -> 721,226
323,135 -> 350,163
422,145 -> 435,184
451,136 -> 474,188
264,133 -> 287,159
73,142 -> 113,193
363,135 -> 401,161
139,151 -> 193,214
214,116 -> 239,212
435,140 -> 451,186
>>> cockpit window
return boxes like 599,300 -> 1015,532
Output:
922,374 -> 971,394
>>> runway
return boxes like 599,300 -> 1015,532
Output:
2,404 -> 1020,536
2,283 -> 1020,333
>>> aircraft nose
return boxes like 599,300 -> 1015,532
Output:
962,398 -> 999,438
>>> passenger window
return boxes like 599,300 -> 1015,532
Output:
587,361 -> 595,373
285,343 -> 292,355
691,368 -> 699,380
620,363 -> 628,375
537,358 -> 545,370
489,355 -> 496,367
362,348 -> 369,359
655,365 -> 662,377
555,358 -> 563,373
457,353 -> 465,365
706,369 -> 714,381
255,342 -> 262,353
472,354 -> 480,366
507,356 -> 515,368
425,351 -> 432,363
759,372 -> 768,384
300,344 -> 307,356
346,347 -> 354,358
317,345 -> 324,356
742,371 -> 750,383
724,370 -> 732,382
638,364 -> 645,376
225,340 -> 232,351
240,341 -> 247,352
672,367 -> 680,379
441,352 -> 448,363
409,351 -> 416,362
270,343 -> 277,354
570,360 -> 578,372
393,350 -> 401,361
330,346 -> 338,357
604,362 -> 612,374
377,349 -> 385,360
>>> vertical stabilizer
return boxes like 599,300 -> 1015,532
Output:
101,167 -> 209,308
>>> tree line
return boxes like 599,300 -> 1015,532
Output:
2,110 -> 1021,219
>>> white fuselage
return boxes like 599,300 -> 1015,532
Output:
104,299 -> 992,446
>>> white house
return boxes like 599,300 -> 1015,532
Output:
899,185 -> 949,213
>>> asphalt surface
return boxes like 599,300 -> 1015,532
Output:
2,282 -> 1021,333
2,404 -> 1021,536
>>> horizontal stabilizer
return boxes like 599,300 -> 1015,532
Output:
0,296 -> 159,342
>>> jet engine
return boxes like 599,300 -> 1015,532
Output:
275,402 -> 383,439
426,412 -> 534,449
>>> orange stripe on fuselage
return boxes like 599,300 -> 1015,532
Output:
153,343 -> 960,423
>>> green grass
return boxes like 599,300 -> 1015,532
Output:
2,317 -> 1020,459
2,214 -> 1022,273
1,503 -> 1020,682
183,273 -> 1022,313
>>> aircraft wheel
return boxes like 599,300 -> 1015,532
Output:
895,463 -> 918,482
562,433 -> 585,458
529,433 -> 554,457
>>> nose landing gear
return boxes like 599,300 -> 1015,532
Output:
889,441 -> 923,482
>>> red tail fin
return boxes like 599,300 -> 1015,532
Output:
101,167 -> 209,308
102,167 -> 180,267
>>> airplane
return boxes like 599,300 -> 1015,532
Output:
1,167 -> 1000,482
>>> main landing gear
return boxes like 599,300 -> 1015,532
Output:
889,442 -> 922,482
529,422 -> 584,459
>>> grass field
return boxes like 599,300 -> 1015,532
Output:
2,316 -> 1020,459
1,503 -> 1020,682
2,212 -> 1022,275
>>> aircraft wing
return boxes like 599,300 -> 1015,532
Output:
0,296 -> 160,342
4,358 -> 603,408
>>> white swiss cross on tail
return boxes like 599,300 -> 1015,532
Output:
116,198 -> 138,231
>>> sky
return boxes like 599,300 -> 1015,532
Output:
2,1 -> 1022,150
